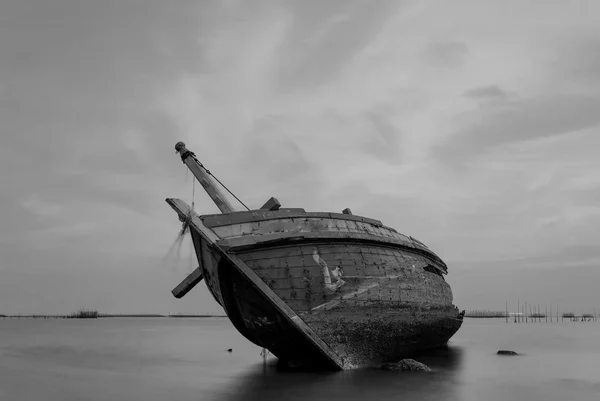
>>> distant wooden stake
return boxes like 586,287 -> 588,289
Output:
560,304 -> 562,322
530,303 -> 533,322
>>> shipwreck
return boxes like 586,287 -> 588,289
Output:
166,141 -> 463,370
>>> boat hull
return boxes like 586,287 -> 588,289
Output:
189,226 -> 462,369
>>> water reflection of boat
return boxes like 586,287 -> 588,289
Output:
165,142 -> 463,370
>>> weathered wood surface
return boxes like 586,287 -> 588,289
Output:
165,198 -> 460,370
218,231 -> 446,273
201,210 -> 384,228
302,304 -> 461,368
195,229 -> 226,307
303,301 -> 462,367
208,216 -> 434,253
238,243 -> 453,313
174,142 -> 236,213
233,240 -> 462,368
171,267 -> 204,299
200,209 -> 307,227
216,258 -> 343,370
260,197 -> 281,211
165,198 -> 345,370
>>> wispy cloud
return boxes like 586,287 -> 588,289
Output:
424,41 -> 469,68
463,85 -> 511,101
435,94 -> 600,165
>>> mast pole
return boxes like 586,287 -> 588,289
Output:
174,142 -> 236,214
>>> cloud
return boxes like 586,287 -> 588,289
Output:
362,111 -> 403,162
277,0 -> 402,91
423,41 -> 469,68
434,94 -> 600,165
463,85 -> 511,101
26,221 -> 99,251
20,196 -> 63,219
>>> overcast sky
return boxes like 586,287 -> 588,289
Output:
1,0 -> 599,315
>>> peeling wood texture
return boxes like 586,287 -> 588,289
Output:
238,243 -> 453,312
218,232 -> 446,274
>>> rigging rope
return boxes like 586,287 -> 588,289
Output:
189,227 -> 194,270
203,166 -> 251,211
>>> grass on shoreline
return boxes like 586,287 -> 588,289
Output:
0,311 -> 227,319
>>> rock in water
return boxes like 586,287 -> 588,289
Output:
497,350 -> 518,355
381,359 -> 431,372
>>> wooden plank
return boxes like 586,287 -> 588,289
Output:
201,209 -> 307,227
220,231 -> 411,252
260,197 -> 282,211
218,231 -> 448,273
200,210 -> 383,228
171,267 -> 203,299
165,198 -> 345,370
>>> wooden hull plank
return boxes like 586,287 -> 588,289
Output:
201,210 -> 383,228
218,231 -> 447,274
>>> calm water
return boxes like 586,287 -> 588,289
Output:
1,317 -> 599,401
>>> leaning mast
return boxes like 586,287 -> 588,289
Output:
174,141 -> 236,213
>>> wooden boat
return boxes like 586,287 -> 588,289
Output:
166,142 -> 463,370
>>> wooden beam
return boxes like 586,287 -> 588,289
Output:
260,197 -> 281,211
171,267 -> 204,299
